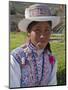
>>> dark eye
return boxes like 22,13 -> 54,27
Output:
45,29 -> 51,32
34,29 -> 41,33
43,30 -> 47,33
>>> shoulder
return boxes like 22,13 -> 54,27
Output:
10,43 -> 31,66
10,44 -> 27,62
10,43 -> 30,61
11,47 -> 23,57
11,43 -> 28,56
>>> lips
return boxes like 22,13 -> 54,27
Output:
39,39 -> 45,43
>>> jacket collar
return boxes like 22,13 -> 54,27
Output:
28,41 -> 45,54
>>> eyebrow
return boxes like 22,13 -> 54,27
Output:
34,25 -> 51,29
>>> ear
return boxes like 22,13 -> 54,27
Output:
27,33 -> 31,37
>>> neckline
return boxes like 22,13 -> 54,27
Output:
28,41 -> 45,53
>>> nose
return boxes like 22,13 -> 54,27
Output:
40,35 -> 44,38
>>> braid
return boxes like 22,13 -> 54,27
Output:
45,42 -> 52,53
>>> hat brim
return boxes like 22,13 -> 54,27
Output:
18,16 -> 60,32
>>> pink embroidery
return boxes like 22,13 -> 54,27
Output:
49,55 -> 55,64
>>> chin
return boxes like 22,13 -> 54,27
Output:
38,43 -> 46,49
35,41 -> 48,49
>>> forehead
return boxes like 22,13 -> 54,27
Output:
32,21 -> 51,29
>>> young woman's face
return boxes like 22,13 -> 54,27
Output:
28,21 -> 52,49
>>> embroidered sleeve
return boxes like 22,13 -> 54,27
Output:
10,55 -> 21,88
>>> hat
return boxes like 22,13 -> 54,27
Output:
18,4 -> 60,32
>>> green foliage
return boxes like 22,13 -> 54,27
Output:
50,42 -> 66,85
10,32 -> 27,50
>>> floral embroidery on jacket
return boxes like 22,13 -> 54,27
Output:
11,42 -> 55,87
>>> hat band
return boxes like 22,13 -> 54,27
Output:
25,7 -> 51,18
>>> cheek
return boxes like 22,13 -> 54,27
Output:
47,34 -> 51,39
46,33 -> 51,39
44,34 -> 51,42
30,32 -> 36,40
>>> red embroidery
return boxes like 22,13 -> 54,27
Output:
49,55 -> 55,64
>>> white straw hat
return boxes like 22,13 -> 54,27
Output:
18,4 -> 60,32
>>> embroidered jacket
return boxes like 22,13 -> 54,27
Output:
10,42 -> 57,88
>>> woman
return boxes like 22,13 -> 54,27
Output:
10,4 -> 60,88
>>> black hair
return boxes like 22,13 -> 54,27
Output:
27,21 -> 52,53
27,21 -> 38,33
27,21 -> 52,33
45,42 -> 52,53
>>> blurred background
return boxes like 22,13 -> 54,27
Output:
9,1 -> 66,86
